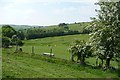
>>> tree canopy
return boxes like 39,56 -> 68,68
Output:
69,40 -> 92,65
90,1 -> 120,68
2,25 -> 17,38
2,37 -> 10,48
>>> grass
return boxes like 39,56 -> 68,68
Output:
2,34 -> 119,78
2,49 -> 119,78
21,34 -> 90,60
43,22 -> 90,33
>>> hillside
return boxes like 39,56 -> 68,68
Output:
2,49 -> 118,78
17,34 -> 90,60
0,24 -> 43,30
2,34 -> 119,78
0,22 -> 91,31
42,22 -> 91,32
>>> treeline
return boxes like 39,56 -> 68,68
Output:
1,22 -> 92,42
18,23 -> 91,40
23,28 -> 80,40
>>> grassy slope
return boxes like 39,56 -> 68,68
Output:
22,34 -> 89,60
2,49 -> 118,78
22,34 -> 118,69
2,34 -> 119,78
44,22 -> 90,32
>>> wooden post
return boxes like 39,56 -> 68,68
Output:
15,42 -> 18,53
50,46 -> 52,54
32,46 -> 34,55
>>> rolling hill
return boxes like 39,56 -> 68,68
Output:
2,34 -> 118,78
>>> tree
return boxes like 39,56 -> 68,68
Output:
2,25 -> 16,38
58,23 -> 69,30
69,40 -> 92,65
90,1 -> 120,68
2,37 -> 10,48
17,39 -> 24,46
17,30 -> 25,40
12,35 -> 19,52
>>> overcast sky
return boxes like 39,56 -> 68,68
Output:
0,0 -> 99,26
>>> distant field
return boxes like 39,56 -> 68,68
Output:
22,34 -> 90,59
0,22 -> 90,32
44,22 -> 90,32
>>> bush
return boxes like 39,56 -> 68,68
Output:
2,37 -> 11,48
17,39 -> 24,46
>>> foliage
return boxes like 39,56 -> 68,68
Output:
11,36 -> 24,46
1,25 -> 24,49
17,30 -> 25,40
2,36 -> 11,48
2,25 -> 17,38
90,1 -> 120,68
11,35 -> 24,52
17,39 -> 24,46
22,27 -> 79,40
11,35 -> 18,43
69,40 -> 92,65
58,23 -> 69,30
16,22 -> 92,40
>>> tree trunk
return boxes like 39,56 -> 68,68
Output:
50,47 -> 52,54
106,58 -> 111,68
15,44 -> 18,52
96,56 -> 99,66
77,56 -> 80,63
80,56 -> 85,65
71,54 -> 75,62
32,46 -> 34,54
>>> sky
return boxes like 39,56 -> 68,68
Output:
0,0 -> 99,26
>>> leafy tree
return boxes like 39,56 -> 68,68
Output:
17,39 -> 24,46
10,34 -> 24,52
69,40 -> 92,65
58,23 -> 69,30
12,35 -> 19,52
2,25 -> 16,38
2,37 -> 10,48
17,30 -> 25,40
90,1 -> 120,68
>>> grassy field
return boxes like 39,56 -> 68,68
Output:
2,34 -> 118,78
18,34 -> 90,60
44,22 -> 90,32
21,34 -> 118,69
2,48 -> 118,78
2,34 -> 119,78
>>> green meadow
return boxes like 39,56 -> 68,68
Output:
2,34 -> 119,78
13,34 -> 90,60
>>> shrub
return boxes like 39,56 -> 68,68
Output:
2,37 -> 11,48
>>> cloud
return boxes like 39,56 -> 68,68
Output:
0,0 -> 98,25
0,0 -> 37,24
1,0 -> 98,5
